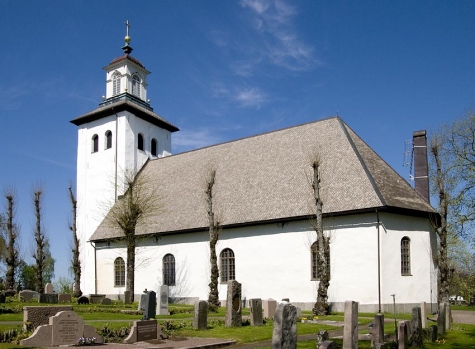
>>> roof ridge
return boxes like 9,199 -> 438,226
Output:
337,118 -> 387,206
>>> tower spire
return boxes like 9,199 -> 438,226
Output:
122,20 -> 133,54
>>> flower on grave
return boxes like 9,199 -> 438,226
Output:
314,316 -> 319,319
301,317 -> 307,320
77,337 -> 97,346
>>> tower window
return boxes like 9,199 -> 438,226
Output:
151,138 -> 158,156
105,131 -> 112,149
163,254 -> 176,286
92,134 -> 99,153
114,257 -> 125,287
132,74 -> 141,97
220,248 -> 235,283
112,71 -> 121,96
401,237 -> 411,275
138,133 -> 144,151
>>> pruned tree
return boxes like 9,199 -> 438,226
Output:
310,157 -> 330,315
32,189 -> 46,293
68,185 -> 82,297
205,168 -> 221,309
4,190 -> 20,290
105,169 -> 162,302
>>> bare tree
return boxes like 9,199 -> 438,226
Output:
105,169 -> 162,302
32,189 -> 46,293
205,168 -> 221,309
68,186 -> 82,297
310,158 -> 330,315
4,190 -> 20,290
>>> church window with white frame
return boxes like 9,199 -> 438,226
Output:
138,133 -> 144,151
114,257 -> 125,287
163,254 -> 175,286
132,74 -> 141,97
105,130 -> 112,149
220,248 -> 235,283
151,138 -> 158,157
92,134 -> 99,153
401,237 -> 411,275
112,71 -> 121,96
310,241 -> 330,280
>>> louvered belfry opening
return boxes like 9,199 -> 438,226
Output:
413,130 -> 430,203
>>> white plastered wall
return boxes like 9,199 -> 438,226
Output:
93,212 -> 436,311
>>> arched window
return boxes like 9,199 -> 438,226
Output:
112,71 -> 121,96
105,130 -> 112,149
401,237 -> 411,275
132,74 -> 141,97
310,241 -> 330,280
151,138 -> 158,156
114,257 -> 125,287
163,254 -> 175,286
138,133 -> 144,151
92,134 -> 98,153
220,248 -> 235,283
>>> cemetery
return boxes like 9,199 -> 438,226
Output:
0,282 -> 473,348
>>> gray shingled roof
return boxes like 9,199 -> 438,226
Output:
91,116 -> 435,241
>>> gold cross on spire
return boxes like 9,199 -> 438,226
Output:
124,20 -> 131,44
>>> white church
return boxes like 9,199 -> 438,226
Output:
71,28 -> 438,312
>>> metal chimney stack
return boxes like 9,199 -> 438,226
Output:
413,130 -> 430,203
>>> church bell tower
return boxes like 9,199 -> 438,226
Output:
70,22 -> 179,295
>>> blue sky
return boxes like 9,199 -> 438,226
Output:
2,0 -> 475,283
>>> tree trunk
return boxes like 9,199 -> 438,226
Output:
312,160 -> 330,315
206,169 -> 220,309
34,191 -> 45,293
68,187 -> 82,297
126,233 -> 135,302
5,195 -> 17,290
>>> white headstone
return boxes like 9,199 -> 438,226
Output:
44,283 -> 54,294
158,286 -> 169,315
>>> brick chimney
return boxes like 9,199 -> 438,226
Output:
413,130 -> 430,203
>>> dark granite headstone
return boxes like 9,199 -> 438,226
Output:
39,293 -> 58,304
428,325 -> 437,342
77,296 -> 89,304
319,340 -> 339,349
271,302 -> 297,349
410,307 -> 423,348
143,291 -> 156,320
0,294 -> 6,303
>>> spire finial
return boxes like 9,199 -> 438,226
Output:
122,20 -> 133,54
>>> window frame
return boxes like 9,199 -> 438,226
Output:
163,254 -> 176,286
112,71 -> 121,96
114,257 -> 125,287
401,237 -> 411,276
151,138 -> 158,157
105,130 -> 112,150
92,134 -> 99,153
132,74 -> 141,98
220,248 -> 235,283
138,133 -> 144,151
310,241 -> 330,281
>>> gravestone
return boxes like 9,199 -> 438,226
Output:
437,302 -> 446,334
20,311 -> 102,347
343,300 -> 358,349
316,330 -> 329,347
193,300 -> 208,330
58,294 -> 72,303
89,294 -> 106,304
225,280 -> 242,327
264,298 -> 277,319
271,302 -> 297,349
124,290 -> 131,304
428,325 -> 437,342
39,293 -> 58,303
445,303 -> 451,330
250,298 -> 263,326
319,341 -> 339,349
158,286 -> 169,315
138,290 -> 148,311
19,290 -> 38,302
371,313 -> 384,348
0,294 -> 5,303
44,283 -> 54,294
124,319 -> 168,344
143,290 -> 156,320
420,301 -> 427,328
281,298 -> 290,302
77,296 -> 89,304
101,297 -> 112,305
23,306 -> 73,330
398,321 -> 409,349
4,289 -> 15,297
410,307 -> 423,348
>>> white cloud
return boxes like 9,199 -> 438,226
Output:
173,128 -> 224,152
233,87 -> 268,109
239,0 -> 317,72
